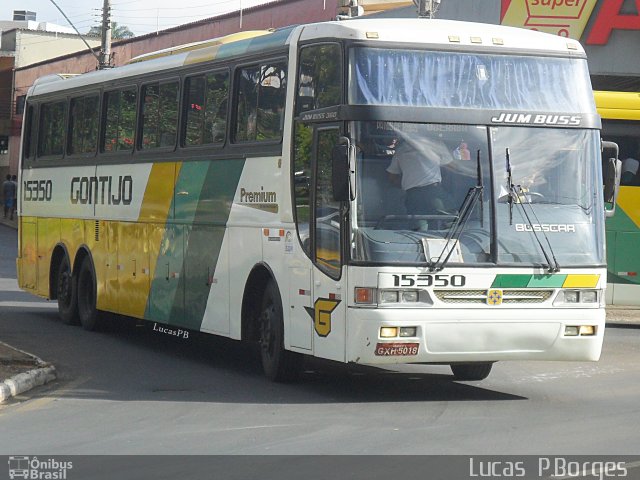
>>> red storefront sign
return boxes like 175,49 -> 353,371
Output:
501,0 -> 640,45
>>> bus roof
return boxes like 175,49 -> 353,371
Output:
594,90 -> 640,121
28,18 -> 586,99
300,18 -> 584,54
126,30 -> 273,64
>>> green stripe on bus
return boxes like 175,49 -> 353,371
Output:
492,274 -> 571,288
170,158 -> 245,331
605,199 -> 638,233
526,274 -> 567,288
491,274 -> 532,288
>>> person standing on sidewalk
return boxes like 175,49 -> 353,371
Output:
11,175 -> 17,219
3,174 -> 16,220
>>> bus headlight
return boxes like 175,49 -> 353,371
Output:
354,288 -> 432,307
402,291 -> 419,303
380,290 -> 399,303
399,326 -> 417,337
564,291 -> 579,303
564,325 -> 597,336
379,289 -> 421,304
380,327 -> 398,338
581,291 -> 598,303
553,290 -> 599,305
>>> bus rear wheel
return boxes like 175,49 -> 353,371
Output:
77,255 -> 101,331
259,280 -> 302,382
56,254 -> 78,325
450,362 -> 493,381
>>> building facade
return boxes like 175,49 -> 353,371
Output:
0,13 -> 100,179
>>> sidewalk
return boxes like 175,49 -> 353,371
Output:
0,342 -> 56,403
605,306 -> 640,325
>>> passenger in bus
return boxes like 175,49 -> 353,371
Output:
621,156 -> 639,186
386,137 -> 447,215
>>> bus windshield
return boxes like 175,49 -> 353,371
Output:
351,47 -> 595,113
351,122 -> 604,268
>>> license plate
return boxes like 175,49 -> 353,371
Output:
375,342 -> 419,356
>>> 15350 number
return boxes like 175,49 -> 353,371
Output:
391,274 -> 466,288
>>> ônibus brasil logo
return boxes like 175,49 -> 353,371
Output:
8,456 -> 73,479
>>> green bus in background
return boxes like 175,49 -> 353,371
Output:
595,91 -> 640,306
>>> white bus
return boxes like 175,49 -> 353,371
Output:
17,18 -> 618,382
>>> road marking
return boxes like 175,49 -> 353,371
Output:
0,278 -> 20,291
214,424 -> 300,432
0,301 -> 57,309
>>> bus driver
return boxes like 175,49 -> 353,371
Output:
386,137 -> 448,215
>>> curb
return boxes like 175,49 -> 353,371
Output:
0,341 -> 56,403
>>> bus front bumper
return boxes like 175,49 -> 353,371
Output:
346,307 -> 605,364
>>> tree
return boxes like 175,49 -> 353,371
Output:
87,22 -> 134,39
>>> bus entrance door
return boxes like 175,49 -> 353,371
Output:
311,269 -> 346,363
309,126 -> 346,362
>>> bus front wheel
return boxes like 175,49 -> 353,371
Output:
77,255 -> 101,331
259,280 -> 302,382
450,362 -> 493,381
56,254 -> 78,325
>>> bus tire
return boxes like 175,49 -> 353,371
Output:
56,254 -> 79,325
450,362 -> 493,381
259,280 -> 302,382
77,255 -> 101,331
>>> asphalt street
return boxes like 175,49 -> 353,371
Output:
1,224 -> 640,455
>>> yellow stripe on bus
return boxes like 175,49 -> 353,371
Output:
617,187 -> 640,229
562,274 -> 600,288
138,162 -> 180,222
119,162 -> 182,318
594,91 -> 640,120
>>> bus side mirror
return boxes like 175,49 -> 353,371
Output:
602,141 -> 620,218
332,143 -> 350,202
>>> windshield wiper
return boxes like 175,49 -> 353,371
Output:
428,150 -> 484,272
504,148 -> 560,273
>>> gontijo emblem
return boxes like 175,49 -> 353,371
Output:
487,289 -> 504,306
305,298 -> 341,337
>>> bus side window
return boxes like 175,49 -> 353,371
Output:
315,128 -> 342,279
69,95 -> 99,155
22,104 -> 34,161
184,70 -> 229,147
296,43 -> 342,115
621,144 -> 640,186
234,61 -> 287,143
103,88 -> 137,152
140,81 -> 179,149
37,100 -> 66,158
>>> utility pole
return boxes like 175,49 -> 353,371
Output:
49,0 -> 101,65
99,0 -> 113,69
416,0 -> 441,18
